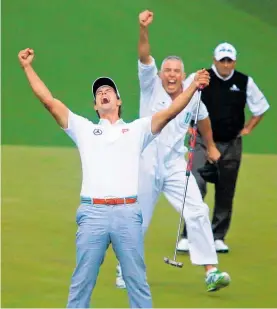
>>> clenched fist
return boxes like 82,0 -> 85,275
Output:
18,48 -> 34,68
194,69 -> 210,89
139,10 -> 154,27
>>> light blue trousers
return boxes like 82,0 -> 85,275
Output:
66,201 -> 152,308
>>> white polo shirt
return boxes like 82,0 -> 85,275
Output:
138,57 -> 208,162
64,110 -> 156,198
185,65 -> 270,116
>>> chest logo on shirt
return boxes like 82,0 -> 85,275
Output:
230,84 -> 240,91
93,128 -> 103,135
122,128 -> 129,134
184,112 -> 192,124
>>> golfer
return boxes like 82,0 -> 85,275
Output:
179,42 -> 270,253
18,47 -> 210,308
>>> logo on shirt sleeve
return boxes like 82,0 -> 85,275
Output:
93,128 -> 103,135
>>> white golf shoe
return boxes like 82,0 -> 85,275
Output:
116,264 -> 126,289
214,240 -> 229,253
176,238 -> 189,252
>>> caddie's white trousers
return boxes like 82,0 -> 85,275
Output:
138,153 -> 218,265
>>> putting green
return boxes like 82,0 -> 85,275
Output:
2,145 -> 277,307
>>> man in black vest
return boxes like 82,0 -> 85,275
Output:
177,42 -> 270,253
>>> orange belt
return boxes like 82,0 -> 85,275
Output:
81,196 -> 138,206
93,197 -> 137,205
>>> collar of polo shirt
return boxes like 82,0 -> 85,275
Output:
211,64 -> 234,81
98,118 -> 125,125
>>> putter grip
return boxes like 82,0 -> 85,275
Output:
198,68 -> 206,91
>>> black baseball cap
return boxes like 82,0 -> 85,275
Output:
92,77 -> 120,99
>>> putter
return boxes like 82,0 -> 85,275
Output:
164,87 -> 203,269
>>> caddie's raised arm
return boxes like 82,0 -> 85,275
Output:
138,10 -> 153,64
18,48 -> 69,129
151,69 -> 210,134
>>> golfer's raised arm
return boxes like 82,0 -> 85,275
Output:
18,48 -> 69,129
138,10 -> 153,64
151,70 -> 210,135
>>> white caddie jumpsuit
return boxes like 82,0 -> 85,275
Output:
138,57 -> 218,265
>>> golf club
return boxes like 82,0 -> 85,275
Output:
164,87 -> 203,268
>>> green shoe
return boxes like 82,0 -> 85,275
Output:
206,270 -> 230,292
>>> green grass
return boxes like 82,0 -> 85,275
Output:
2,0 -> 277,153
224,0 -> 277,27
2,145 -> 277,308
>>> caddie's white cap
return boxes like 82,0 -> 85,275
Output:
214,42 -> 237,61
92,76 -> 121,100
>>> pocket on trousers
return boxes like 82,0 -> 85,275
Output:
76,204 -> 87,225
132,205 -> 143,225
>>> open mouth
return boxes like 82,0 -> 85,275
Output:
101,97 -> 110,105
168,79 -> 177,87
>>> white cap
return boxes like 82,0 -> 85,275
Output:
214,42 -> 237,61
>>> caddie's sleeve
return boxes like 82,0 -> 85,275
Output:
246,77 -> 270,116
138,57 -> 158,117
138,56 -> 158,92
